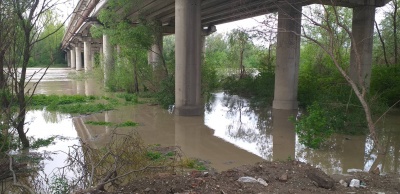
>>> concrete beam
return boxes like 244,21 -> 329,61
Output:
350,6 -> 375,88
273,2 -> 302,110
175,0 -> 202,116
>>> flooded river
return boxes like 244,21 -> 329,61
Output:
24,68 -> 400,179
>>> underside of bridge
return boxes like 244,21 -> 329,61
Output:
62,0 -> 391,116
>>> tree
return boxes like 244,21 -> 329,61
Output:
299,4 -> 384,153
94,0 -> 168,93
377,0 -> 400,65
0,0 -> 66,149
228,29 -> 252,78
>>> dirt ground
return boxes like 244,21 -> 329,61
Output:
91,160 -> 400,194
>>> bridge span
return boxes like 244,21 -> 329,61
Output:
61,0 -> 391,116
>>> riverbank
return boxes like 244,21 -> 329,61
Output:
86,160 -> 400,194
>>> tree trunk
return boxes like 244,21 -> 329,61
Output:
393,1 -> 398,64
239,49 -> 245,78
375,21 -> 389,66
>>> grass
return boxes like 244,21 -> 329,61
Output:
84,121 -> 114,126
30,94 -> 115,115
180,158 -> 207,171
116,93 -> 138,103
116,121 -> 138,127
85,120 -> 139,127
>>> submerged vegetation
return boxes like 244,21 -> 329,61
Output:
85,120 -> 138,127
30,94 -> 114,115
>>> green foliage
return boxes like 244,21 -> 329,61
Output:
30,137 -> 56,149
145,150 -> 176,161
29,11 -> 66,67
146,151 -> 162,160
294,103 -> 334,149
116,93 -> 138,103
49,176 -> 70,194
371,65 -> 400,107
156,75 -> 175,109
222,70 -> 275,105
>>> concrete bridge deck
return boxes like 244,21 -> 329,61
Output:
62,0 -> 391,116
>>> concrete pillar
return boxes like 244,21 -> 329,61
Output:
67,50 -> 71,67
75,43 -> 83,71
201,35 -> 206,62
70,47 -> 76,69
103,34 -> 113,83
350,6 -> 375,88
84,38 -> 93,71
273,3 -> 302,110
148,22 -> 163,68
91,50 -> 95,69
175,0 -> 202,116
99,47 -> 103,69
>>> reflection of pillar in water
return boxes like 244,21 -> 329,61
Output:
105,111 -> 111,134
76,81 -> 85,95
71,80 -> 77,95
340,135 -> 365,172
73,117 -> 91,141
174,117 -> 201,156
85,79 -> 95,96
272,109 -> 296,161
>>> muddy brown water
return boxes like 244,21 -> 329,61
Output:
24,68 -> 400,179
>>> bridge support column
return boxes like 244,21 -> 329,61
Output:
175,0 -> 202,116
71,47 -> 76,69
67,50 -> 71,67
103,34 -> 114,84
148,22 -> 163,69
75,43 -> 83,71
84,38 -> 93,71
91,50 -> 95,69
273,3 -> 302,110
350,6 -> 375,88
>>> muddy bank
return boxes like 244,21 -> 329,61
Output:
88,160 -> 400,194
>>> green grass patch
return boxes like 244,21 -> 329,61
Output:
30,94 -> 117,115
31,94 -> 97,107
180,158 -> 207,171
145,150 -> 176,161
116,121 -> 138,127
116,93 -> 138,103
47,103 -> 113,115
85,120 -> 138,128
146,151 -> 162,160
85,121 -> 114,126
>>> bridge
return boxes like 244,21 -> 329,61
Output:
61,0 -> 391,116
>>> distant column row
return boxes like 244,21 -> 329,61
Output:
67,38 -> 96,71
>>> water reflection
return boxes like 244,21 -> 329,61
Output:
272,109 -> 296,161
204,92 -> 400,174
22,68 -> 400,177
